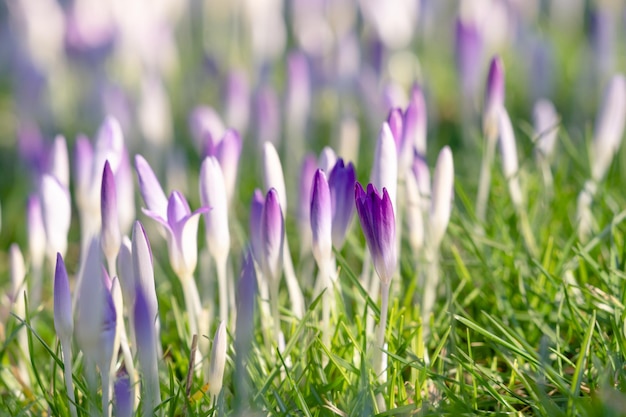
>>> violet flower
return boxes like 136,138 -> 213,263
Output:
455,15 -> 484,103
205,129 -> 243,206
189,106 -> 225,154
328,159 -> 356,250
533,99 -> 560,162
370,122 -> 398,211
354,182 -> 396,378
297,155 -> 317,256
135,154 -> 168,221
224,70 -> 250,135
54,253 -> 77,417
255,86 -> 281,146
483,55 -> 505,140
249,189 -> 266,266
354,183 -> 397,285
134,284 -> 161,417
101,161 -> 121,274
40,174 -> 71,258
403,84 -> 428,159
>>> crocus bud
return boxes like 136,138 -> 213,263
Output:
10,244 -> 26,306
405,170 -> 424,252
117,237 -> 135,315
138,75 -> 173,147
354,183 -> 397,284
40,174 -> 71,258
404,84 -> 427,158
215,129 -> 243,205
224,70 -> 250,134
429,147 -> 454,248
133,284 -> 161,416
386,108 -> 404,150
49,135 -> 70,188
318,147 -> 337,174
286,51 -> 311,131
131,222 -> 158,327
590,74 -> 626,182
328,159 -> 356,250
135,154 -> 168,221
499,109 -> 523,208
114,369 -> 133,417
261,188 -> 284,281
27,195 -> 46,270
455,16 -> 484,102
263,142 -> 288,214
533,99 -> 560,161
74,135 -> 93,210
255,86 -> 281,146
297,155 -> 317,255
208,321 -> 227,399
412,153 -> 431,202
483,56 -> 505,139
199,156 -> 230,263
75,239 -> 105,362
236,252 -> 257,353
101,161 -> 121,263
310,170 -> 332,268
371,123 -> 398,211
189,106 -> 225,153
249,189 -> 265,265
54,253 -> 73,342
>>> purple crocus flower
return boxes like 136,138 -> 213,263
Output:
483,55 -> 505,139
354,182 -> 397,284
189,106 -> 225,154
403,84 -> 427,158
310,169 -> 332,267
261,188 -> 284,281
54,253 -> 73,345
255,86 -> 281,146
297,154 -> 317,255
135,154 -> 168,220
114,369 -> 133,417
386,108 -> 404,148
205,129 -> 243,206
328,159 -> 356,250
224,70 -> 250,135
143,191 -> 208,279
101,161 -> 121,265
249,189 -> 266,265
455,16 -> 484,103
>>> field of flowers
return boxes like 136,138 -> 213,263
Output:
1,1 -> 626,416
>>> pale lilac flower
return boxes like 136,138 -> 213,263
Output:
297,155 -> 317,255
255,86 -> 281,146
134,284 -> 161,417
199,156 -> 230,263
131,221 -> 158,338
403,84 -> 427,158
261,188 -> 284,282
27,195 -> 46,273
135,154 -> 168,220
429,147 -> 454,248
54,252 -> 77,417
590,74 -> 626,182
455,16 -> 484,102
263,142 -> 288,213
386,108 -> 404,148
499,109 -> 523,208
40,174 -> 71,258
49,135 -> 70,188
354,183 -> 397,285
318,147 -> 337,175
286,51 -> 311,132
483,56 -> 505,139
370,122 -> 398,211
143,192 -> 207,280
249,189 -> 266,265
328,159 -> 356,250
533,99 -> 559,161
208,321 -> 227,400
207,129 -> 243,206
114,369 -> 133,417
54,253 -> 73,343
189,106 -> 225,153
101,161 -> 121,265
310,169 -> 332,268
224,70 -> 250,134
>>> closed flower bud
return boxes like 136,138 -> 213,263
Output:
483,56 -> 505,139
199,156 -> 230,263
371,122 -> 398,211
328,159 -> 356,250
54,253 -> 73,342
263,142 -> 288,214
208,321 -> 227,399
261,188 -> 284,281
310,170 -> 332,268
355,183 -> 397,284
40,174 -> 71,257
429,147 -> 454,248
101,161 -> 121,262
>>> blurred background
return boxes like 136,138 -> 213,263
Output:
0,0 -> 625,246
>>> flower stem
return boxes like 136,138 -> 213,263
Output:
374,282 -> 390,378
60,339 -> 77,417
